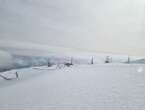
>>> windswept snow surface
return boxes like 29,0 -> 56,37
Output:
0,64 -> 145,110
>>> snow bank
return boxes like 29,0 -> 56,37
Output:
0,50 -> 13,71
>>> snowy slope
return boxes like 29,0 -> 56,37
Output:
131,59 -> 145,64
0,50 -> 13,71
0,64 -> 145,110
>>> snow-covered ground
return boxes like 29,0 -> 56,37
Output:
0,64 -> 145,110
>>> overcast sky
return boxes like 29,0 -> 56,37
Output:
0,0 -> 145,55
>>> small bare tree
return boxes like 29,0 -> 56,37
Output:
70,57 -> 73,65
64,57 -> 73,67
91,56 -> 94,64
105,56 -> 110,63
127,56 -> 130,64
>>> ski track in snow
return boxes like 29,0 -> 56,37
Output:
0,64 -> 145,110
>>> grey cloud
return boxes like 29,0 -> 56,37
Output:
0,0 -> 145,55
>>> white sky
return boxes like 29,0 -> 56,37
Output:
0,0 -> 145,55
